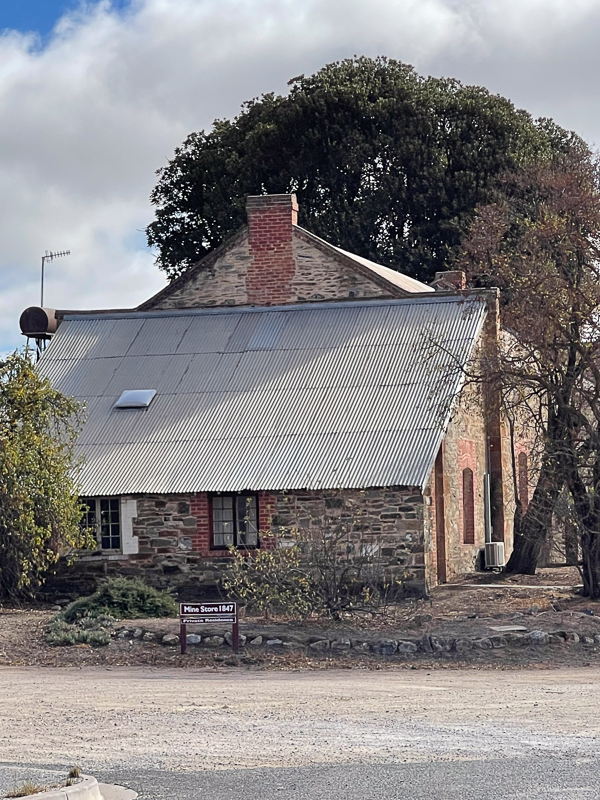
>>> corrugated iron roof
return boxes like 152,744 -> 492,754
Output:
38,296 -> 487,495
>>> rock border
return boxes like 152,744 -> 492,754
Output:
112,625 -> 600,656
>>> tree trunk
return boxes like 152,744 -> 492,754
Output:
505,462 -> 562,574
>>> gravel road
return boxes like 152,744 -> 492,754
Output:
1,666 -> 600,798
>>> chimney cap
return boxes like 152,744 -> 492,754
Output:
246,193 -> 298,211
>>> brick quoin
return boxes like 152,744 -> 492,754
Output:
190,492 -> 210,554
246,194 -> 298,305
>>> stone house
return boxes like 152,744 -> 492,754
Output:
21,194 -> 517,597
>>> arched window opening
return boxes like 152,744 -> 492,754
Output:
518,452 -> 529,512
462,467 -> 475,545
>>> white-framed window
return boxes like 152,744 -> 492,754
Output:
211,494 -> 258,549
81,497 -> 122,551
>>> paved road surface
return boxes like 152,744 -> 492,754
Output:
1,667 -> 599,798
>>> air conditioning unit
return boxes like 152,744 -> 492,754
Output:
485,541 -> 505,569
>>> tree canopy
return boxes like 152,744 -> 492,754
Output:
147,56 -> 577,282
0,350 -> 90,600
459,146 -> 600,592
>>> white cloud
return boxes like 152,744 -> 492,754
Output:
2,0 -> 600,351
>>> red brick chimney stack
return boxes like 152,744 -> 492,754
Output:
431,270 -> 467,291
246,194 -> 298,305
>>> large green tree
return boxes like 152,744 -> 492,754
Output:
0,350 -> 90,600
147,56 -> 573,282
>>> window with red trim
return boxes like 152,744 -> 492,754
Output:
462,468 -> 475,545
211,494 -> 258,548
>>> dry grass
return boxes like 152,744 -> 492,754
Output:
5,782 -> 46,798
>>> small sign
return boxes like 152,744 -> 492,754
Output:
179,602 -> 237,624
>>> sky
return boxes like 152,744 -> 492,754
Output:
2,0 -> 600,353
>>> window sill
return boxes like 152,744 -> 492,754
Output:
77,551 -> 127,562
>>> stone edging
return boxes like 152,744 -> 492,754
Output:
113,626 -> 599,655
6,776 -> 103,800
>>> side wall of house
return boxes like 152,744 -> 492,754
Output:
441,390 -> 489,579
45,488 -> 427,598
424,396 -> 516,588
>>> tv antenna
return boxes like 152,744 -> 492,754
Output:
40,249 -> 70,306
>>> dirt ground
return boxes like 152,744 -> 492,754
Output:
2,566 -> 600,670
2,666 -> 600,771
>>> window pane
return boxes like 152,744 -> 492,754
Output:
80,497 -> 96,529
236,496 -> 257,546
212,496 -> 235,547
99,497 -> 121,550
462,468 -> 475,545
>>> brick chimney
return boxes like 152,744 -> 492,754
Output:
246,194 -> 298,305
431,270 -> 467,291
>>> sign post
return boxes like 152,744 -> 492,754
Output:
179,602 -> 238,655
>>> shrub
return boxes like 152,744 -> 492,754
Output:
222,546 -> 318,619
45,614 -> 113,647
222,527 -> 410,620
61,577 -> 177,622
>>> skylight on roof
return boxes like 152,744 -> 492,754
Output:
114,389 -> 156,409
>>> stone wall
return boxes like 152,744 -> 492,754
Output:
146,229 -> 394,312
290,234 -> 393,302
46,487 -> 427,599
439,385 -> 489,580
150,234 -> 252,310
270,488 -> 426,591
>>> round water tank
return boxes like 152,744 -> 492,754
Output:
19,307 -> 58,337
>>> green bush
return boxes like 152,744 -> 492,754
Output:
45,615 -> 113,647
61,577 -> 177,622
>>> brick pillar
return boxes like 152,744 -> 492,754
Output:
190,492 -> 211,555
246,194 -> 298,305
258,491 -> 277,550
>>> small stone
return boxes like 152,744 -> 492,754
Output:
527,605 -> 540,615
581,636 -> 594,645
282,642 -> 295,649
412,613 -> 433,626
203,635 -> 225,647
373,639 -> 397,656
132,628 -> 144,639
265,639 -> 283,647
396,641 -> 418,654
430,636 -> 450,652
527,630 -> 549,646
116,630 -> 130,639
354,641 -> 371,651
162,633 -> 179,645
51,605 -> 62,612
419,635 -> 433,653
548,634 -> 564,645
594,634 -> 600,644
186,634 -> 202,645
489,635 -> 507,648
309,640 -> 330,651
453,638 -> 473,652
473,638 -> 493,650
565,631 -> 580,643
248,636 -> 263,646
142,632 -> 156,642
330,638 -> 351,651
224,632 -> 247,647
